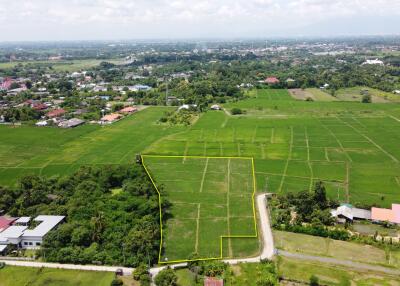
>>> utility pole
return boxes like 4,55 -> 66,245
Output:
165,77 -> 169,106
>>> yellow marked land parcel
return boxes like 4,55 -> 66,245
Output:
141,155 -> 259,264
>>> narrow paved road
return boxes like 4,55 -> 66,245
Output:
222,193 -> 275,264
278,250 -> 400,276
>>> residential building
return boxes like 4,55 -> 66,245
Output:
119,106 -> 138,114
265,77 -> 280,85
0,77 -> 13,90
35,120 -> 48,127
362,59 -> 384,66
331,204 -> 371,223
0,217 -> 16,233
58,118 -> 85,128
320,83 -> 330,89
100,113 -> 122,124
371,204 -> 400,225
178,104 -> 197,111
46,108 -> 66,119
210,104 -> 221,110
0,216 -> 65,252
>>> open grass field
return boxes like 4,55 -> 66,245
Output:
333,87 -> 397,103
0,266 -> 114,286
0,107 -> 182,186
0,59 -> 125,72
309,86 -> 400,103
177,259 -> 400,286
278,257 -> 400,286
145,90 -> 400,207
273,230 -> 400,268
142,155 -> 259,263
290,88 -> 338,102
2,89 -> 399,207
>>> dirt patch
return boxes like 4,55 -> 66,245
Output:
231,265 -> 242,276
288,89 -> 314,101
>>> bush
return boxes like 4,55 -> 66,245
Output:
155,268 -> 178,286
133,264 -> 151,286
231,108 -> 243,115
310,275 -> 319,286
362,94 -> 372,103
110,278 -> 123,286
200,261 -> 227,277
133,264 -> 149,280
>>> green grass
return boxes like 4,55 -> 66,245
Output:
0,59 -> 125,72
145,97 -> 400,206
142,156 -> 259,262
332,86 -> 399,103
307,88 -> 338,101
2,89 -> 400,262
5,89 -> 395,206
278,256 -> 400,286
0,266 -> 114,286
274,230 -> 400,268
178,260 -> 400,286
0,107 -> 182,186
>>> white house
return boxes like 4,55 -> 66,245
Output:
0,215 -> 65,251
362,59 -> 384,66
178,104 -> 197,111
331,204 -> 371,223
210,104 -> 221,110
320,83 -> 330,89
35,120 -> 48,127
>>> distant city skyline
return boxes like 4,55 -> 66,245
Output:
0,0 -> 399,41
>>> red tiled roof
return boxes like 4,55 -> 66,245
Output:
0,77 -> 13,90
265,77 -> 280,84
101,113 -> 122,122
0,216 -> 16,232
46,109 -> 66,118
119,106 -> 138,114
204,277 -> 223,286
32,103 -> 48,110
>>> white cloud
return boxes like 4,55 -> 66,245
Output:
0,0 -> 399,40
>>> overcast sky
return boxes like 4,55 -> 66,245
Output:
1,0 -> 399,41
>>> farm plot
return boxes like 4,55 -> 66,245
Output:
0,107 -> 181,186
145,91 -> 400,207
142,155 -> 259,263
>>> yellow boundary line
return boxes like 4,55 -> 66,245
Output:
141,154 -> 258,264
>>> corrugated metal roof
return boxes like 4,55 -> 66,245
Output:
372,207 -> 395,223
392,204 -> 400,223
22,215 -> 65,238
15,217 -> 31,224
0,226 -> 27,239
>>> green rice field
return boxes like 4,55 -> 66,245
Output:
142,156 -> 259,262
1,89 -> 400,261
1,89 -> 400,208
